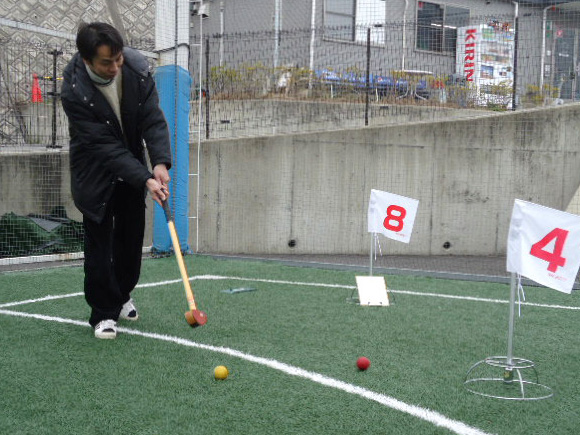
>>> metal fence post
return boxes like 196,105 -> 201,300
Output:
205,36 -> 210,139
365,27 -> 371,127
47,48 -> 62,149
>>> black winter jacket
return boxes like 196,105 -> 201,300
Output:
61,47 -> 172,223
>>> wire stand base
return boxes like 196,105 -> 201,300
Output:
464,356 -> 553,401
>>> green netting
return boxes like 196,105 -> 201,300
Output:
0,207 -> 84,258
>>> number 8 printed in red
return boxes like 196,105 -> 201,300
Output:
368,190 -> 419,244
383,205 -> 407,232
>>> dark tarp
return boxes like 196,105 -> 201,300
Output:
0,206 -> 84,258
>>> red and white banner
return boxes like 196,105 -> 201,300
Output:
507,199 -> 580,294
368,189 -> 419,244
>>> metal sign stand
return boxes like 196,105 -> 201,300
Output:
349,234 -> 391,305
464,273 -> 553,400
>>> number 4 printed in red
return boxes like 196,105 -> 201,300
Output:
530,228 -> 569,273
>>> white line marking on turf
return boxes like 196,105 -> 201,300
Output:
190,276 -> 580,310
195,275 -> 580,311
0,292 -> 83,308
2,274 -> 579,312
0,308 -> 492,435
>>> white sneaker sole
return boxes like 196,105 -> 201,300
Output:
119,300 -> 139,321
94,330 -> 117,339
94,320 -> 117,339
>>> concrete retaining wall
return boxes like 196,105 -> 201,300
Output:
195,103 -> 580,256
194,99 -> 474,139
18,99 -> 470,145
2,103 -> 580,256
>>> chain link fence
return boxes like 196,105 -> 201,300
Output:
2,3 -> 580,286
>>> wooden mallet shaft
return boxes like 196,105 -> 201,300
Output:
162,200 -> 206,327
166,219 -> 198,311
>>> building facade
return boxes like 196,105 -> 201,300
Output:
190,0 -> 580,101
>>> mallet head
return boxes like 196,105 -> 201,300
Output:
185,309 -> 208,327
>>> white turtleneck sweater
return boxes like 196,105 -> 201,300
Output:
85,63 -> 123,128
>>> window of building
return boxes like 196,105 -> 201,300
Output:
416,1 -> 469,54
324,0 -> 386,44
325,0 -> 356,41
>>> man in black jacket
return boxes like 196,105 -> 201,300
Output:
61,22 -> 172,339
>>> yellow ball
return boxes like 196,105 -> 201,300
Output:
214,365 -> 229,380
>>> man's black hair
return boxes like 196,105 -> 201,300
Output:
76,22 -> 124,61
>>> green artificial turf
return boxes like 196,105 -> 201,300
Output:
1,255 -> 580,434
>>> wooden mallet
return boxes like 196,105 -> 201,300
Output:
162,200 -> 207,327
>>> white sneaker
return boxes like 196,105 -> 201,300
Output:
119,298 -> 139,321
94,319 -> 117,339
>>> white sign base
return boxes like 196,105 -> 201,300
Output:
355,276 -> 390,306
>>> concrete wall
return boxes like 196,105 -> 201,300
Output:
20,98 -> 472,145
194,103 -> 580,256
0,152 -> 72,217
195,99 -> 476,139
0,151 -> 156,247
2,103 -> 580,257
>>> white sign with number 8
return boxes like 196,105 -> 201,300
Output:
368,189 -> 419,244
507,199 -> 580,294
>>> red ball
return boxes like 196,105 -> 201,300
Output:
357,356 -> 371,371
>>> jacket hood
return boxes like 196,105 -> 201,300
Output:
63,46 -> 150,102
121,47 -> 151,77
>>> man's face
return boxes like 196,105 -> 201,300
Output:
84,44 -> 123,81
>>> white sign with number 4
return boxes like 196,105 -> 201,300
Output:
507,199 -> 580,294
368,189 -> 419,244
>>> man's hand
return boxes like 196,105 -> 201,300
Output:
147,164 -> 171,206
153,163 -> 170,186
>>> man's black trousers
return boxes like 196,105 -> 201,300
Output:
83,182 -> 146,327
